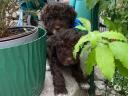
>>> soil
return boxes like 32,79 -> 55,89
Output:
0,27 -> 33,38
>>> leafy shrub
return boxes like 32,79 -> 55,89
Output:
86,0 -> 128,37
0,0 -> 18,37
73,19 -> 128,81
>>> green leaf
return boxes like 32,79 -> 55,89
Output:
86,49 -> 96,75
73,35 -> 90,59
73,31 -> 102,59
89,31 -> 101,47
101,31 -> 127,42
109,41 -> 128,69
99,1 -> 110,13
80,43 -> 92,76
77,17 -> 91,32
103,17 -> 117,31
115,60 -> 128,79
75,26 -> 87,31
73,31 -> 100,59
95,44 -> 115,80
86,0 -> 100,9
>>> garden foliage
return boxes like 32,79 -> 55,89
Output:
73,19 -> 128,81
86,0 -> 128,37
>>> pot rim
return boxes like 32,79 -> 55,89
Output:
0,26 -> 38,42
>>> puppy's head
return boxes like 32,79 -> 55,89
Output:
41,3 -> 77,36
46,19 -> 69,35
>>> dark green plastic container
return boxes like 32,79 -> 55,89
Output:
0,28 -> 47,96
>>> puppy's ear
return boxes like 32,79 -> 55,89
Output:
69,7 -> 77,18
66,6 -> 77,23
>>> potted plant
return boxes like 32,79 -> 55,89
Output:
73,18 -> 128,95
0,0 -> 47,96
73,29 -> 128,79
19,0 -> 46,26
0,0 -> 39,49
86,0 -> 128,95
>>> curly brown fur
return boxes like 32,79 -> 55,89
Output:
41,3 -> 77,36
47,28 -> 88,95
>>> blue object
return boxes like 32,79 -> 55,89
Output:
17,0 -> 46,26
17,9 -> 23,27
19,0 -> 46,11
73,18 -> 83,27
73,18 -> 88,34
69,0 -> 91,20
75,0 -> 91,20
69,0 -> 76,8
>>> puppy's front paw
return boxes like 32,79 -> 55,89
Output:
56,94 -> 69,96
80,83 -> 90,90
54,87 -> 68,96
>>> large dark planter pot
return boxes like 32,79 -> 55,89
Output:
0,27 -> 47,96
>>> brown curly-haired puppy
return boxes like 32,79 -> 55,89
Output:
41,3 -> 77,36
47,28 -> 89,96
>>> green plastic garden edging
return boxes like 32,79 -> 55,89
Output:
0,28 -> 47,96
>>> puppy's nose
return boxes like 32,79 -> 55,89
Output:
67,57 -> 73,64
55,26 -> 61,30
